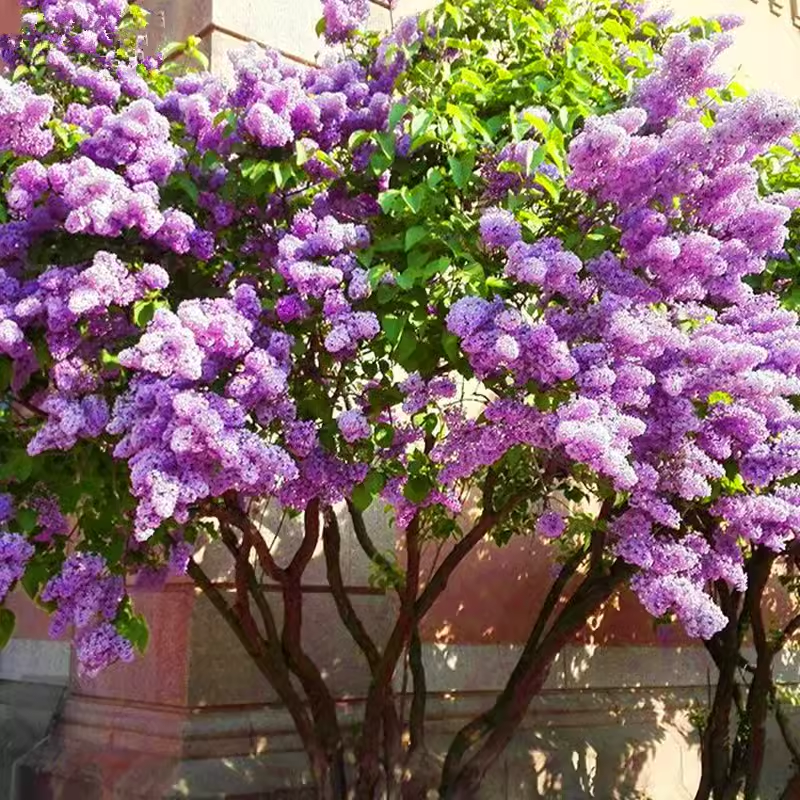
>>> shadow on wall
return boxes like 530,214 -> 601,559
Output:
156,685 -> 686,799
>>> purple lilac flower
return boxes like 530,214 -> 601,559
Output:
0,533 -> 34,602
536,512 -> 566,539
337,408 -> 371,443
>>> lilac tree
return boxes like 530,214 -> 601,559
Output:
0,0 -> 799,797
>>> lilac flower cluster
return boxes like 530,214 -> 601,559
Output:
568,90 -> 798,304
536,511 -> 565,539
75,623 -> 135,677
321,0 -> 370,43
381,475 -> 462,531
337,408 -> 371,443
0,532 -> 34,603
1,250 -> 168,455
632,32 -> 732,128
22,0 -> 130,54
41,552 -> 133,675
27,393 -> 109,455
218,42 -> 395,157
399,373 -> 457,414
111,286 -> 299,538
30,493 -> 70,542
446,295 -> 578,386
80,99 -> 184,186
0,77 -> 54,157
276,211 -> 370,298
439,33 -> 800,638
9,156 -> 208,254
431,400 -> 553,486
278,447 -> 368,511
618,512 -> 731,638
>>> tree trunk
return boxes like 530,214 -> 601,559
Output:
441,560 -> 630,798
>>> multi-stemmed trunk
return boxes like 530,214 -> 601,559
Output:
694,547 -> 800,800
188,490 -> 627,799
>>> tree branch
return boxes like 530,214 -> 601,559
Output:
356,516 -> 422,796
442,558 -> 632,798
346,499 -> 397,579
322,506 -> 381,672
408,627 -> 427,755
218,523 -> 282,648
216,498 -> 286,584
288,500 -> 322,580
775,612 -> 800,653
416,489 -> 530,619
280,500 -> 347,798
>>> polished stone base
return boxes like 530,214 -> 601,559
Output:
15,681 -> 800,800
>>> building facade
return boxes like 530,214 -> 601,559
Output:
0,0 -> 799,797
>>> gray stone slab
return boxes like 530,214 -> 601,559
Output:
0,640 -> 69,685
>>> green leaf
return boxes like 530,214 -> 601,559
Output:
708,391 -> 734,406
351,482 -> 373,513
405,225 -> 429,251
21,557 -> 50,601
100,349 -> 120,367
367,387 -> 404,414
116,600 -> 150,653
400,185 -> 427,214
602,19 -> 628,42
448,152 -> 476,190
172,173 -> 198,204
241,159 -> 270,183
295,139 -> 312,166
375,132 -> 396,159
159,40 -> 186,61
382,314 -> 406,345
273,162 -> 294,189
534,171 -> 561,200
403,475 -> 434,503
526,144 -> 547,174
410,109 -> 434,143
394,328 -> 418,366
378,190 -> 402,215
442,332 -> 462,365
315,16 -> 326,37
389,102 -> 409,129
298,394 -> 333,422
426,168 -> 444,188
0,609 -> 15,650
186,47 -> 209,70
423,256 -> 450,279
0,450 -> 33,482
16,508 -> 38,534
132,299 -> 165,328
0,357 -> 12,392
352,471 -> 386,513
374,425 -> 394,449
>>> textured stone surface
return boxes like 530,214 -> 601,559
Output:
187,587 -> 395,705
0,641 -> 69,686
417,643 -> 567,693
13,686 -> 800,798
75,586 -> 195,707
